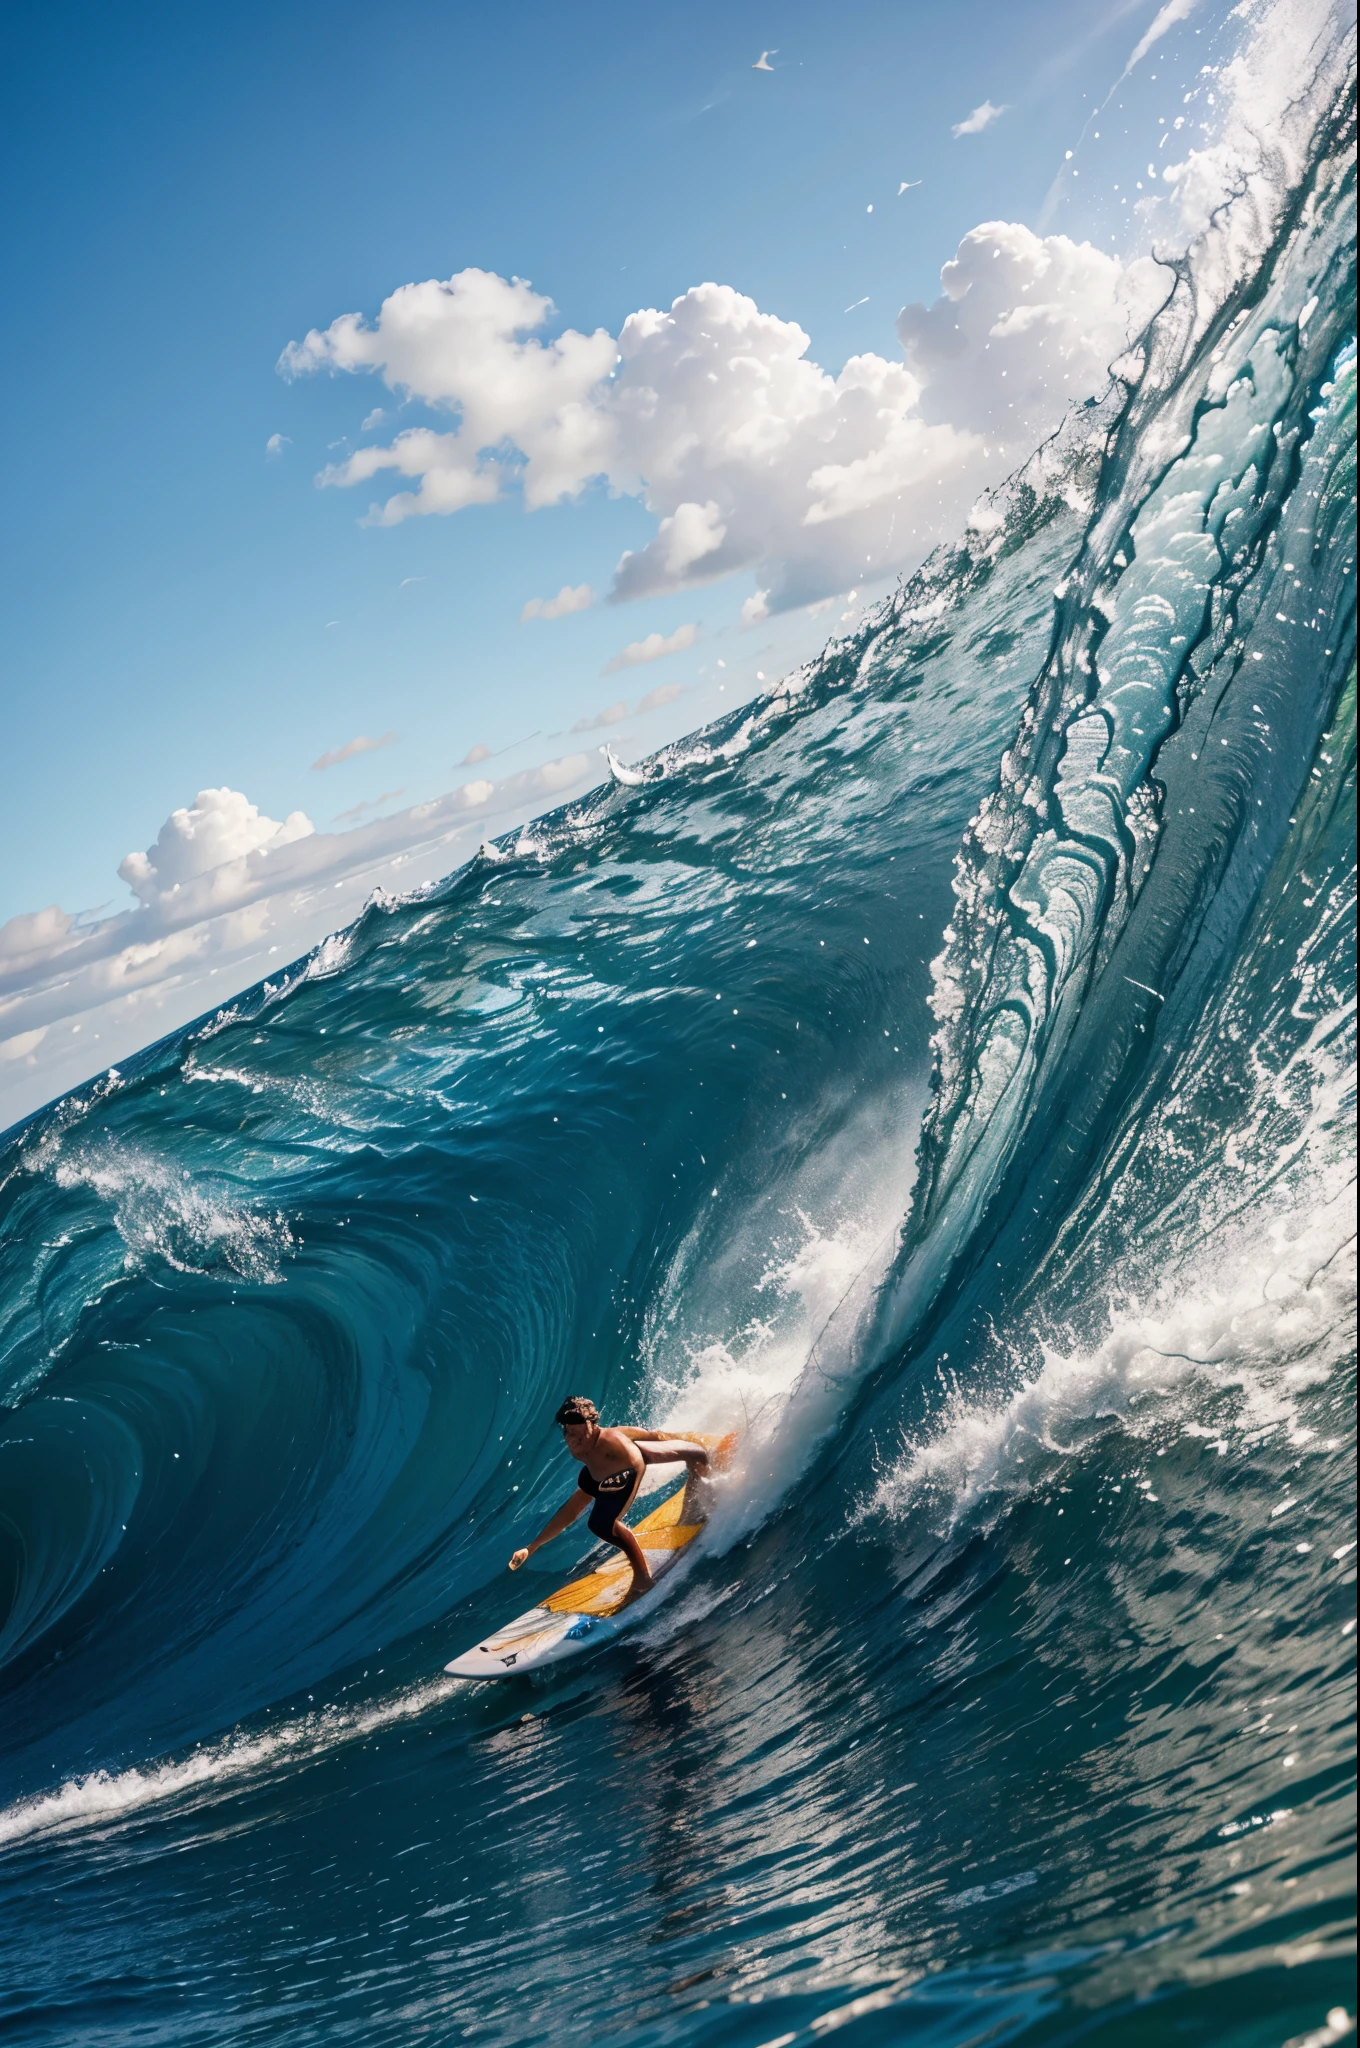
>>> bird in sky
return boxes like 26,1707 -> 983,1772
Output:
752,50 -> 776,70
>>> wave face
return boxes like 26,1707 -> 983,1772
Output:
0,16 -> 1355,2048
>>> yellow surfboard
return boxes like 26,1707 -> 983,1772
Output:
445,1433 -> 737,1678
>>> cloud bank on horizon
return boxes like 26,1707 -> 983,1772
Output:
0,758 -> 593,1121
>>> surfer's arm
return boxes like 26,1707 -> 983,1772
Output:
508,1489 -> 588,1571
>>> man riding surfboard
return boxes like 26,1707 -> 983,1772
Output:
508,1395 -> 710,1599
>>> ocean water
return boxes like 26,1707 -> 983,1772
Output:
1,12 -> 1355,2048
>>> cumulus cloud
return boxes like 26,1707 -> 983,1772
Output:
567,679 -> 687,731
266,433 -> 291,456
740,590 -> 771,627
521,582 -> 595,621
282,268 -> 616,523
461,742 -> 494,766
952,100 -> 1008,137
281,228 -> 1158,610
313,731 -> 397,770
603,623 -> 698,674
453,778 -> 495,808
118,789 -> 315,910
636,681 -> 685,713
572,701 -> 629,732
617,501 -> 726,599
515,753 -> 590,797
896,222 -> 1163,441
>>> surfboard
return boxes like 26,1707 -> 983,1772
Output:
445,1433 -> 737,1678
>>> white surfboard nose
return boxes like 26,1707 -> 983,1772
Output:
445,1646 -> 516,1677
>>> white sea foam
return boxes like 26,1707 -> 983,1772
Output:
0,1674 -> 464,1852
871,1178 -> 1356,1533
180,1052 -> 333,1125
50,1145 -> 295,1282
188,1001 -> 246,1046
304,929 -> 357,980
647,1141 -> 917,1552
9,1065 -> 128,1186
1151,0 -> 1354,302
669,1213 -> 894,1428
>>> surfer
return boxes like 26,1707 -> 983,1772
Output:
507,1395 -> 710,1598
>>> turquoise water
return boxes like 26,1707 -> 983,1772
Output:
0,31 -> 1355,2048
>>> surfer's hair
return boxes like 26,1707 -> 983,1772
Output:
555,1395 -> 599,1427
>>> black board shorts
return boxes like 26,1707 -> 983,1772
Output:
578,1465 -> 639,1545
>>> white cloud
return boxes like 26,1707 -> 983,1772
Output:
952,100 -> 1008,137
282,232 -> 1155,610
568,679 -> 687,731
603,622 -> 698,674
622,501 -> 726,593
118,789 -> 315,910
896,222 -> 1164,442
521,582 -> 595,621
361,407 -> 389,430
334,788 -> 405,822
0,904 -> 74,970
282,268 -> 617,522
312,731 -> 397,770
571,700 -> 629,732
740,589 -> 771,628
636,681 -> 685,713
516,753 -> 590,796
460,742 -> 493,765
0,1026 -> 45,1063
454,778 -> 495,807
265,432 -> 291,457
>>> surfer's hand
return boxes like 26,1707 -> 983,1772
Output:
509,1548 -> 529,1571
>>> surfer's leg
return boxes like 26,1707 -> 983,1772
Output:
587,1497 -> 652,1595
606,1520 -> 653,1597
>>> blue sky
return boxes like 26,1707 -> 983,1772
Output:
1,0 -> 1206,918
0,0 -> 1228,1123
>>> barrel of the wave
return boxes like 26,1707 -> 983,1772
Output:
446,1432 -> 738,1677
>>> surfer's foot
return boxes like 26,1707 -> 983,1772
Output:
623,1574 -> 653,1605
